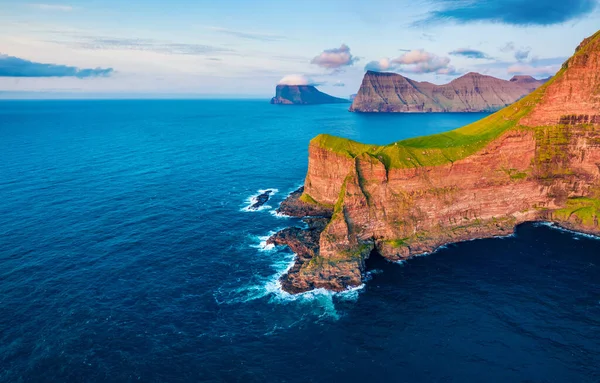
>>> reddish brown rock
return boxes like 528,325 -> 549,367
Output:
273,31 -> 600,294
276,187 -> 332,218
521,32 -> 600,127
349,71 -> 546,113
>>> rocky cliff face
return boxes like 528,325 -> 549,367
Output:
349,71 -> 546,113
270,85 -> 350,105
272,31 -> 600,294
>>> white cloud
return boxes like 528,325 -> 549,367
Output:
507,63 -> 558,77
205,26 -> 286,42
365,50 -> 457,75
31,4 -> 73,11
364,58 -> 391,72
311,44 -> 358,69
277,74 -> 313,85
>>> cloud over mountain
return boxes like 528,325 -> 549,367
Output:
419,0 -> 597,26
311,44 -> 358,69
364,58 -> 392,72
277,74 -> 315,86
0,55 -> 113,78
365,50 -> 457,75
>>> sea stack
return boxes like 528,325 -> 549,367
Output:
272,31 -> 600,294
270,84 -> 350,105
349,71 -> 546,113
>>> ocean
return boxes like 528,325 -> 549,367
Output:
0,100 -> 599,382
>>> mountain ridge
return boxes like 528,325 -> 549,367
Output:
349,71 -> 546,113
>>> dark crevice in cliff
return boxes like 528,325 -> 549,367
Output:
354,158 -> 372,206
364,247 -> 391,272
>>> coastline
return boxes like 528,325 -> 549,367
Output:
271,187 -> 600,294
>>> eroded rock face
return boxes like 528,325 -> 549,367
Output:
270,85 -> 350,105
272,31 -> 600,294
349,71 -> 546,113
521,34 -> 600,127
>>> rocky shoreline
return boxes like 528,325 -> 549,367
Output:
267,187 -> 336,294
270,190 -> 600,295
270,187 -> 518,294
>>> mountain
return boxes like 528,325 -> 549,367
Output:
349,71 -> 546,113
270,85 -> 350,105
270,31 -> 600,294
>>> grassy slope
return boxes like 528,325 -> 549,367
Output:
312,78 -> 548,169
311,69 -> 566,170
312,31 -> 600,171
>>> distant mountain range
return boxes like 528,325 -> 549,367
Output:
270,85 -> 350,105
349,71 -> 548,113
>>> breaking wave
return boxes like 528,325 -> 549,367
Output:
533,221 -> 600,240
241,188 -> 279,212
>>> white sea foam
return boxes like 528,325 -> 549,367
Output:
269,209 -> 291,218
249,231 -> 279,252
533,221 -> 600,240
268,183 -> 305,218
224,239 -> 365,319
241,188 -> 279,212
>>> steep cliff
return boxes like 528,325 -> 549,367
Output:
349,71 -> 546,113
270,85 -> 350,105
273,31 -> 600,294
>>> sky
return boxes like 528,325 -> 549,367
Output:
0,0 -> 599,98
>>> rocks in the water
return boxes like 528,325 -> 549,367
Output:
249,190 -> 273,210
267,217 -> 331,294
276,187 -> 333,218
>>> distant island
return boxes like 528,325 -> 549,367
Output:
270,31 -> 600,294
349,71 -> 547,113
270,84 -> 350,105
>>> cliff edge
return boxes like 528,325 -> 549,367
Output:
272,31 -> 600,294
270,85 -> 350,105
349,71 -> 545,113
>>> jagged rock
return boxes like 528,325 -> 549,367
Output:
276,187 -> 332,218
249,190 -> 272,210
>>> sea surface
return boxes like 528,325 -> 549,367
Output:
1,100 -> 599,382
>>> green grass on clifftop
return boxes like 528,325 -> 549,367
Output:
311,68 -> 565,170
553,197 -> 600,227
310,31 -> 600,170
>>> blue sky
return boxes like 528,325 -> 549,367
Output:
0,0 -> 599,98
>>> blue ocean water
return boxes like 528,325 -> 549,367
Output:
0,100 -> 599,382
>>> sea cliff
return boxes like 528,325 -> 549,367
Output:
349,71 -> 545,113
270,85 -> 350,105
272,31 -> 600,294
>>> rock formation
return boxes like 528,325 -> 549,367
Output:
270,85 -> 350,105
249,190 -> 273,210
349,71 -> 546,113
272,31 -> 600,294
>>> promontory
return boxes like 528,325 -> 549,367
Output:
270,84 -> 350,105
270,31 -> 600,294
